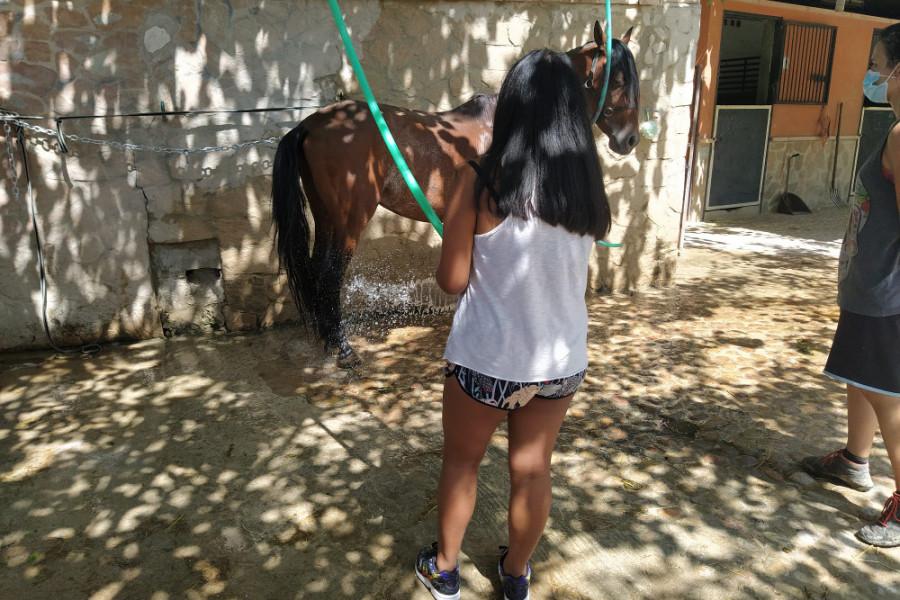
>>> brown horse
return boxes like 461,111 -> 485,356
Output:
272,22 -> 639,368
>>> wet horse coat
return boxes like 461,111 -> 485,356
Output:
272,23 -> 640,367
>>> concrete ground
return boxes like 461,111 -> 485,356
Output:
2,206 -> 899,599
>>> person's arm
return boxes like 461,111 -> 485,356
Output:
436,166 -> 478,295
885,124 -> 900,218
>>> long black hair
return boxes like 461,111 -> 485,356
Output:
475,49 -> 611,239
881,23 -> 900,66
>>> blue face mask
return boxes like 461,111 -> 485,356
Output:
863,65 -> 899,104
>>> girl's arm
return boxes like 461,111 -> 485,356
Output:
886,124 -> 900,218
436,166 -> 478,295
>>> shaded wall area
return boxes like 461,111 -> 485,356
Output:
0,0 -> 699,351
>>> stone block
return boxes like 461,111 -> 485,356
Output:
198,1 -> 233,45
103,30 -> 141,56
54,50 -> 81,84
21,18 -> 50,42
266,275 -> 292,303
50,31 -> 103,58
485,47 -> 519,72
3,63 -> 58,97
259,301 -> 301,328
480,69 -> 506,90
448,70 -> 475,99
225,308 -> 258,332
218,223 -> 279,276
0,11 -> 14,37
151,239 -> 221,277
221,273 -> 276,317
82,48 -> 119,80
134,156 -> 175,190
208,183 -> 260,219
149,215 -> 215,244
143,24 -> 172,56
24,41 -> 51,63
143,185 -> 182,219
505,16 -> 534,48
142,11 -> 181,61
45,5 -> 90,28
79,235 -> 106,266
87,1 -> 148,29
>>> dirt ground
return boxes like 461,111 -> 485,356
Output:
2,206 -> 899,599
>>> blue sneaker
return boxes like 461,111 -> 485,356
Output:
498,546 -> 531,600
415,542 -> 460,600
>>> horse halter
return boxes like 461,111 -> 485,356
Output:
584,48 -> 603,92
584,47 -> 638,124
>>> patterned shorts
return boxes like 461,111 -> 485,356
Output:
445,362 -> 586,410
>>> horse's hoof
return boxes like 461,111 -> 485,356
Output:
336,350 -> 362,369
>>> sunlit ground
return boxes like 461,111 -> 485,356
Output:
2,207 -> 898,599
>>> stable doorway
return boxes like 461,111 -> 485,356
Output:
706,106 -> 772,213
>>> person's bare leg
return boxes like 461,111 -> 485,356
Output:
865,389 -> 900,486
502,394 -> 573,577
435,375 -> 507,572
846,384 -> 879,458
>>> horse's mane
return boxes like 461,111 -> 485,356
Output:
610,39 -> 640,103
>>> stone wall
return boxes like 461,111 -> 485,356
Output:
0,0 -> 700,351
761,138 -> 858,212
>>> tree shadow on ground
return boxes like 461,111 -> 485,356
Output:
2,218 -> 899,599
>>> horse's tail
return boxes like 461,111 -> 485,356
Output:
272,125 -> 317,323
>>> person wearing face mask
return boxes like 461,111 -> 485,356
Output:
801,23 -> 900,547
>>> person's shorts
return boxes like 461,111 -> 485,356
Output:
824,309 -> 900,397
444,362 -> 586,410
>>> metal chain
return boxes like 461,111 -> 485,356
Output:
13,120 -> 280,155
3,120 -> 20,203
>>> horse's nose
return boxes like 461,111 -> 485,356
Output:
628,134 -> 639,149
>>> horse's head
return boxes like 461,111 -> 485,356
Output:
570,22 -> 640,155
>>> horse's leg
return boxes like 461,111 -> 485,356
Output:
303,164 -> 378,369
315,235 -> 359,368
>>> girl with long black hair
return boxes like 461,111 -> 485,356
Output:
415,49 -> 611,600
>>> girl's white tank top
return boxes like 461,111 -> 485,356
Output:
443,213 -> 594,382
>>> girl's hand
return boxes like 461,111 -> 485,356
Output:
436,166 -> 478,295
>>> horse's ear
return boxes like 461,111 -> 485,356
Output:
620,26 -> 634,46
593,20 -> 606,53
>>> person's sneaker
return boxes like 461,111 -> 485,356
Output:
415,542 -> 460,600
800,449 -> 874,491
498,546 -> 531,600
857,492 -> 900,547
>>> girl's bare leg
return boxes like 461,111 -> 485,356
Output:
502,394 -> 573,577
847,384 -> 880,458
435,375 -> 507,572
